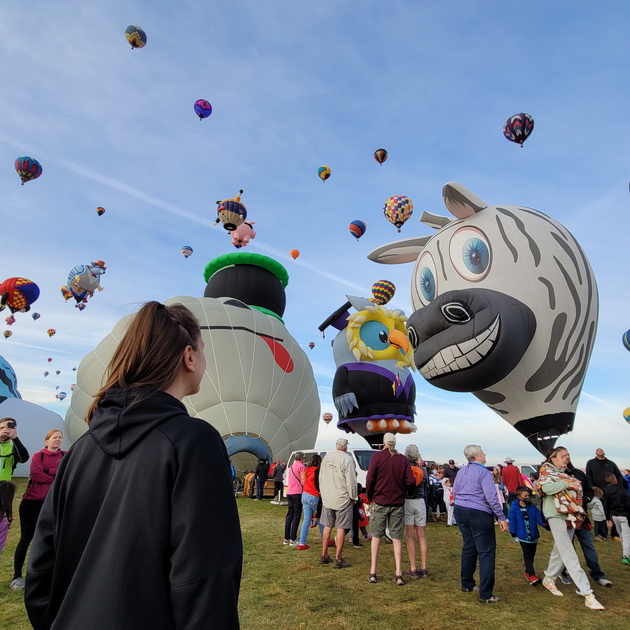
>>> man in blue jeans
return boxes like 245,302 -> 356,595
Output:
254,458 -> 269,501
453,444 -> 508,604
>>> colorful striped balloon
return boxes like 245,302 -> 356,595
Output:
15,156 -> 42,185
317,166 -> 331,182
374,148 -> 388,164
349,220 -> 366,240
503,112 -> 534,146
371,280 -> 396,305
194,99 -> 213,120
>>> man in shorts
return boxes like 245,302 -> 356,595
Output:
366,433 -> 416,585
319,438 -> 358,568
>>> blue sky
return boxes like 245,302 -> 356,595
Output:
1,1 -> 628,468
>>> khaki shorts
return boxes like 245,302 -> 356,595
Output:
404,498 -> 427,527
321,503 -> 353,530
370,503 -> 404,540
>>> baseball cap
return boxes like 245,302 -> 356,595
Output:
336,437 -> 349,448
449,459 -> 455,465
383,432 -> 396,446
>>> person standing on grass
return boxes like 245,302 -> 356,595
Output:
297,454 -> 324,550
0,481 -> 16,554
0,417 -> 29,482
602,473 -> 630,566
284,452 -> 305,546
318,438 -> 357,568
254,458 -> 269,501
442,459 -> 459,485
501,457 -> 521,504
270,459 -> 285,504
366,433 -> 416,586
403,444 -> 429,579
453,444 -> 508,604
10,429 -> 66,592
24,301 -> 242,630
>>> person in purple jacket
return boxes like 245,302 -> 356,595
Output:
9,429 -> 66,592
453,444 -> 508,604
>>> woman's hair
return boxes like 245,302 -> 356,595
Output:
405,444 -> 420,462
492,469 -> 501,485
463,444 -> 483,462
294,452 -> 304,462
544,446 -> 568,464
308,454 -> 322,467
87,301 -> 201,423
44,429 -> 63,444
0,481 -> 16,522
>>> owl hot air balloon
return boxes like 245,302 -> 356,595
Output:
383,195 -> 413,232
371,280 -> 396,305
125,25 -> 147,49
96,207 -> 105,216
47,329 -> 56,338
322,413 -> 333,425
374,149 -> 388,165
15,156 -> 42,185
503,113 -> 534,147
214,190 -> 247,232
349,220 -> 367,241
317,166 -> 331,183
0,277 -> 40,314
194,99 -> 212,120
181,246 -> 193,259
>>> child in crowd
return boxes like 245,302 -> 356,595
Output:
443,478 -> 456,526
589,486 -> 608,541
508,485 -> 546,585
0,480 -> 16,553
602,473 -> 630,565
357,485 -> 372,542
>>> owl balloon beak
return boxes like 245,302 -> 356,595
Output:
388,329 -> 409,354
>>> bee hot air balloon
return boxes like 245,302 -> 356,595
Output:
349,220 -> 367,240
322,412 -> 333,425
503,112 -> 534,147
181,246 -> 193,259
371,280 -> 396,305
383,195 -> 413,232
47,329 -> 56,337
0,277 -> 40,314
96,207 -> 105,216
194,99 -> 212,120
3,331 -> 12,339
317,166 -> 331,182
214,190 -> 247,232
308,342 -> 315,350
373,149 -> 388,165
125,25 -> 147,49
289,249 -> 300,260
15,156 -> 42,185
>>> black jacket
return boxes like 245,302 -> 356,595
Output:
586,457 -> 625,490
25,387 -> 242,630
255,461 -> 269,481
602,483 -> 630,520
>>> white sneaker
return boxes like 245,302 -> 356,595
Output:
597,577 -> 613,587
289,540 -> 298,547
9,577 -> 25,591
542,577 -> 563,596
583,594 -> 605,610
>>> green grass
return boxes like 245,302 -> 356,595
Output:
2,483 -> 628,629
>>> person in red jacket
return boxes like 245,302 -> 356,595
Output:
501,457 -> 522,504
10,429 -> 66,591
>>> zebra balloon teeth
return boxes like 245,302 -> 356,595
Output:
369,182 -> 598,453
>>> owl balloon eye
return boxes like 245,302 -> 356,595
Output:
449,226 -> 492,281
415,252 -> 438,306
359,321 -> 390,350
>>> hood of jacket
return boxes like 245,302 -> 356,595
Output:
88,387 -> 188,459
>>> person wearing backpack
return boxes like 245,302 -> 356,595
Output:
403,444 -> 429,579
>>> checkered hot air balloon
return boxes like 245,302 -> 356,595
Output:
503,113 -> 534,146
383,195 -> 413,232
0,278 -> 40,314
15,157 -> 42,185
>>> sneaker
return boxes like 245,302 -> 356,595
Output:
461,585 -> 479,592
9,577 -> 25,591
613,536 -> 621,542
479,594 -> 500,604
527,574 -> 541,586
597,578 -> 613,587
288,540 -> 298,547
283,539 -> 290,545
297,544 -> 310,551
418,568 -> 429,578
583,593 -> 605,610
352,542 -> 364,548
333,558 -> 351,569
623,556 -> 630,565
364,534 -> 372,541
559,570 -> 571,584
405,569 -> 420,579
319,555 -> 332,564
542,577 -> 563,596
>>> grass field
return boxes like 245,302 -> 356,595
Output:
2,480 -> 628,629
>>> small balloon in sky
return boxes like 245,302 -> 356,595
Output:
318,166 -> 331,183
308,342 -> 315,350
43,370 -> 49,377
181,246 -> 193,259
622,330 -> 630,351
15,156 -> 42,185
349,220 -> 366,240
125,25 -> 147,49
383,195 -> 413,232
3,330 -> 12,339
322,412 -> 333,425
371,280 -> 396,305
47,358 -> 52,362
289,249 -> 300,260
373,149 -> 388,164
47,329 -> 56,337
96,207 -> 106,216
503,112 -> 534,147
56,392 -> 67,401
32,312 -> 41,321
624,408 -> 630,423
5,315 -> 15,326
55,370 -> 61,375
194,99 -> 212,120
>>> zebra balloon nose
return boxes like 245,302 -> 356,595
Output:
441,302 -> 471,324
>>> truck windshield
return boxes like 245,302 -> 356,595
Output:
354,450 -> 377,471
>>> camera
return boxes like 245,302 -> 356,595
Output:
5,421 -> 16,429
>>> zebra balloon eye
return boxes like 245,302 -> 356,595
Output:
415,252 -> 438,305
449,226 -> 492,281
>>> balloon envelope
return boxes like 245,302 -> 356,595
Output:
125,25 -> 147,49
194,99 -> 212,120
3,331 -> 12,339
383,195 -> 413,232
317,166 -> 331,182
182,246 -> 193,259
15,156 -> 42,185
32,312 -> 41,321
503,112 -> 534,146
374,149 -> 388,164
623,330 -> 630,351
349,220 -> 367,240
0,277 -> 40,313
289,249 -> 300,260
96,207 -> 105,216
371,280 -> 396,305
308,342 -> 315,350
56,392 -> 67,401
47,329 -> 56,337
322,412 -> 333,425
624,408 -> 630,423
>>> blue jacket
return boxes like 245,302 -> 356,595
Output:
508,501 -> 545,542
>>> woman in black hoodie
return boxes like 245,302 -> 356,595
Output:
25,301 -> 242,629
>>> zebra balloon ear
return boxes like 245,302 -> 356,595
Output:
367,236 -> 432,264
442,182 -> 488,218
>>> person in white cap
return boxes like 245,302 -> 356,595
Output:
365,433 -> 416,586
501,457 -> 521,504
318,438 -> 357,568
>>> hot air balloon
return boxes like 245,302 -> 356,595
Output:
383,195 -> 413,232
503,113 -> 534,147
182,246 -> 193,259
349,220 -> 366,240
0,277 -> 40,314
55,386 -> 59,390
70,383 -> 76,391
56,392 -> 67,401
214,190 -> 247,232
43,371 -> 49,377
32,312 -> 41,321
72,367 -> 77,371
317,166 -> 331,182
289,249 -> 300,260
371,280 -> 396,305
624,408 -> 630,423
308,342 -> 315,350
322,412 -> 333,425
194,99 -> 212,120
61,261 -> 106,310
3,331 -> 12,339
5,316 -> 15,326
623,330 -> 630,351
374,149 -> 388,165
47,329 -> 56,337
15,156 -> 42,185
231,222 -> 256,248
96,207 -> 105,216
47,358 -> 52,362
125,25 -> 147,49
55,370 -> 61,375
